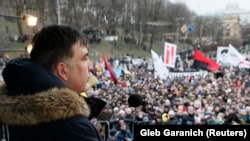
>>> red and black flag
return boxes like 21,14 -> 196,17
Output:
192,49 -> 220,72
102,55 -> 117,84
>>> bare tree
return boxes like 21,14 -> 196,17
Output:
2,0 -> 26,36
58,0 -> 87,29
0,0 -> 204,48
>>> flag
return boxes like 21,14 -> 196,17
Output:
103,55 -> 117,83
193,49 -> 220,71
80,92 -> 87,97
164,42 -> 177,68
151,49 -> 169,79
87,72 -> 99,87
228,44 -> 246,66
238,60 -> 250,68
216,46 -> 230,66
95,62 -> 105,72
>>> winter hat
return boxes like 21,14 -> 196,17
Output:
168,110 -> 175,116
143,116 -> 149,122
113,107 -> 119,112
110,129 -> 117,136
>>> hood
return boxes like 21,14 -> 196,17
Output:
0,58 -> 90,126
0,85 -> 90,126
2,58 -> 65,96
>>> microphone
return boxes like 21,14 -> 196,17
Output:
128,94 -> 148,112
128,94 -> 144,107
84,96 -> 107,120
128,94 -> 156,124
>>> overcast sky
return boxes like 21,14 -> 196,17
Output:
169,0 -> 250,15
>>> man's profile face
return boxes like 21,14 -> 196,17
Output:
63,41 -> 93,93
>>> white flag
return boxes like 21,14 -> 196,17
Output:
216,46 -> 230,66
238,60 -> 250,68
151,49 -> 169,80
228,44 -> 246,66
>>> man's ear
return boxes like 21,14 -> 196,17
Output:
55,63 -> 69,81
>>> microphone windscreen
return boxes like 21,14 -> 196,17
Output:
128,94 -> 143,107
214,71 -> 224,79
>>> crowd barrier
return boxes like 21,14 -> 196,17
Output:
97,120 -> 150,141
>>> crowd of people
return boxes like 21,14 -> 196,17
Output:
88,54 -> 250,140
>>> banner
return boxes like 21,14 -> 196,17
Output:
166,71 -> 208,79
104,36 -> 118,41
164,42 -> 177,68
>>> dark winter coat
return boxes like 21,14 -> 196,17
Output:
0,58 -> 103,141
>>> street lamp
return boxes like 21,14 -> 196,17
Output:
0,14 -> 37,58
23,15 -> 38,26
0,14 -> 37,26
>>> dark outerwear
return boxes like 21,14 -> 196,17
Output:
0,58 -> 103,141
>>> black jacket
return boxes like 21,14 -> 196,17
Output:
0,58 -> 103,141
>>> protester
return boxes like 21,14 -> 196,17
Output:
115,123 -> 133,141
0,25 -> 104,141
106,129 -> 117,141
